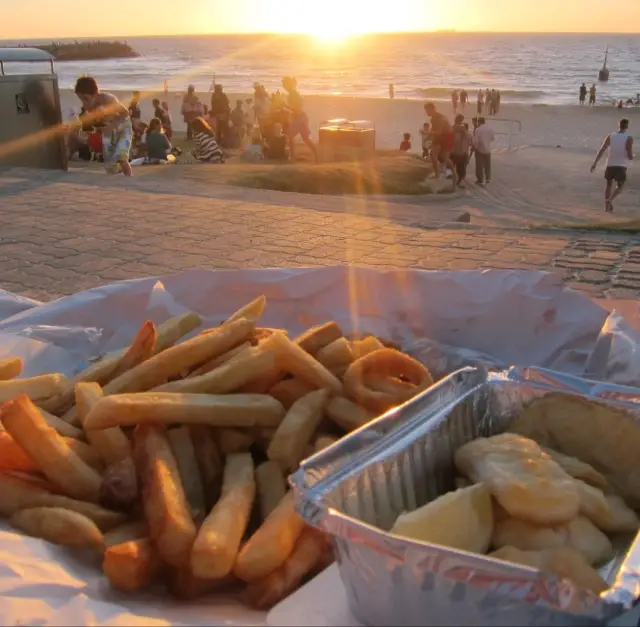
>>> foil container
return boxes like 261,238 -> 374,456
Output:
291,366 -> 640,627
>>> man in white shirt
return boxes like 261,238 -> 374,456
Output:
473,117 -> 495,186
591,118 -> 633,213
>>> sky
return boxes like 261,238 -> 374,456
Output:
2,0 -> 640,39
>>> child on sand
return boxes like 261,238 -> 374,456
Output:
74,76 -> 133,176
419,122 -> 431,159
400,133 -> 412,151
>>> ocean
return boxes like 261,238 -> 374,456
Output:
3,33 -> 640,104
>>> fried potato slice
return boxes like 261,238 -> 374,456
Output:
0,357 -> 22,381
294,322 -> 342,355
391,483 -> 493,554
325,396 -> 374,432
103,538 -> 162,592
255,461 -> 286,521
454,433 -> 579,525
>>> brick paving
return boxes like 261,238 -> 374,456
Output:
0,169 -> 639,302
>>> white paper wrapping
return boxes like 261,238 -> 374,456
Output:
0,266 -> 637,626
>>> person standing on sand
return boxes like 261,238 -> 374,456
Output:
424,101 -> 457,188
74,76 -> 133,176
477,89 -> 484,115
460,89 -> 468,109
181,85 -> 201,140
591,118 -> 633,213
451,114 -> 472,188
589,84 -> 597,106
473,116 -> 495,186
579,83 -> 587,106
389,83 -> 395,99
452,90 -> 459,113
282,76 -> 318,163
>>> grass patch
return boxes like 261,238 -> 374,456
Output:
161,135 -> 433,195
538,219 -> 640,234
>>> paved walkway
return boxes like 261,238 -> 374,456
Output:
0,168 -> 639,303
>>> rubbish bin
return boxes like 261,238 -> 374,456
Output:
0,47 -> 68,170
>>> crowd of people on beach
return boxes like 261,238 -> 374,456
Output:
67,74 -> 318,174
449,89 -> 502,116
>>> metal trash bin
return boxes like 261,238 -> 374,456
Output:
0,47 -> 67,170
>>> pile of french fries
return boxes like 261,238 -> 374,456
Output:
0,295 -> 432,611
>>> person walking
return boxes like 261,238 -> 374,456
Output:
589,84 -> 597,106
473,116 -> 495,185
579,83 -> 587,106
424,101 -> 458,189
591,117 -> 633,213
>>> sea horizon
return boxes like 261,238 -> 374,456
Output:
3,32 -> 640,105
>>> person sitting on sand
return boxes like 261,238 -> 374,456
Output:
420,122 -> 431,159
591,117 -> 633,213
264,122 -> 288,160
145,117 -> 174,162
191,116 -> 225,163
282,76 -> 318,163
74,76 -> 133,176
399,133 -> 412,151
242,126 -> 265,162
424,101 -> 457,188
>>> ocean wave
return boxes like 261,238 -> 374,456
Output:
413,87 -> 548,100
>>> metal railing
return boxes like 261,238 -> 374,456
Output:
485,117 -> 523,152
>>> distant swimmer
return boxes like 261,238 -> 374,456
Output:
591,117 -> 633,213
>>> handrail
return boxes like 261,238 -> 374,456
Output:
484,117 -> 523,152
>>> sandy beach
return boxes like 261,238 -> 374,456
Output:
59,89 -> 640,225
60,89 -> 640,152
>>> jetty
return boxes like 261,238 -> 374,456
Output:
5,41 -> 140,61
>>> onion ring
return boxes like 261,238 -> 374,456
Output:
343,348 -> 433,414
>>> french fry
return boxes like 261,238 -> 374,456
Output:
0,431 -> 100,473
238,358 -> 283,394
0,473 -> 125,531
246,527 -> 328,610
191,453 -> 256,580
153,347 -> 277,395
295,322 -> 343,355
84,393 -> 286,430
103,538 -> 162,592
315,338 -> 354,370
366,375 -> 416,398
36,407 -> 83,439
225,295 -> 266,325
103,521 -> 148,548
217,428 -> 255,455
315,435 -> 338,453
167,426 -> 206,519
189,342 -> 251,378
190,426 -> 223,509
0,357 -> 22,381
11,506 -> 104,549
6,471 -> 65,494
325,396 -> 374,432
255,461 -> 286,521
153,311 -> 203,353
110,321 -> 157,380
268,390 -> 330,472
102,318 -> 255,397
76,382 -> 132,465
134,425 -> 197,568
0,374 -> 69,404
268,378 -> 315,410
350,336 -> 385,360
233,491 -> 305,582
262,332 -> 342,394
0,396 -> 102,502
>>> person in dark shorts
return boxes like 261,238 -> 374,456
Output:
451,114 -> 472,187
591,118 -> 633,212
579,83 -> 587,106
424,101 -> 457,189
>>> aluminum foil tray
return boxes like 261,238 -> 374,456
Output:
291,366 -> 640,627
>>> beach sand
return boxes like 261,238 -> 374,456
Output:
59,89 -> 640,226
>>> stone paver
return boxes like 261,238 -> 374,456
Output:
0,170 -> 639,302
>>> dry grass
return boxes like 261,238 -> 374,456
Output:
148,134 -> 433,196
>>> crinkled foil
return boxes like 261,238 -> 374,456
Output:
291,367 -> 640,627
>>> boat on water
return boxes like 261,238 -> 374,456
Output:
599,46 -> 610,82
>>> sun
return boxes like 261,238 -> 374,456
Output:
306,20 -> 363,43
